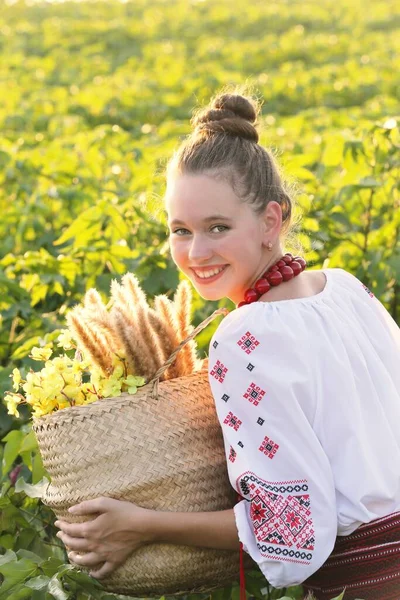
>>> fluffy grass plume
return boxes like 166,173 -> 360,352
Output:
83,289 -> 121,353
111,308 -> 155,380
153,295 -> 185,380
173,280 -> 198,375
67,308 -> 113,375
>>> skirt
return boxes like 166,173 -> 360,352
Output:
302,511 -> 400,600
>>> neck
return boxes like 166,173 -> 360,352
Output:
249,248 -> 284,289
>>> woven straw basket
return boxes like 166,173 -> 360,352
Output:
32,308 -> 254,597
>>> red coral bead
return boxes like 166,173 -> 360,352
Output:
237,301 -> 248,308
280,265 -> 294,281
290,260 -> 302,276
276,259 -> 286,268
244,289 -> 259,303
294,257 -> 306,270
267,271 -> 283,286
282,254 -> 293,264
255,278 -> 271,295
267,265 -> 280,273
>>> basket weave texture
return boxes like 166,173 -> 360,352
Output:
32,313 -> 254,596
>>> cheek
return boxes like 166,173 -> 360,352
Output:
169,238 -> 185,268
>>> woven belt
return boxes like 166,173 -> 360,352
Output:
303,511 -> 400,600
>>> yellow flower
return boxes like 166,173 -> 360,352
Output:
96,377 -> 122,399
57,330 -> 75,351
4,393 -> 21,418
11,368 -> 22,392
124,375 -> 146,394
30,346 -> 52,362
112,363 -> 124,379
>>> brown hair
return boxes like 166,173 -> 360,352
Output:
166,88 -> 299,241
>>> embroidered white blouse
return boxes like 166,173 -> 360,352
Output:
207,268 -> 400,589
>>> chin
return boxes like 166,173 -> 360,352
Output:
193,287 -> 226,302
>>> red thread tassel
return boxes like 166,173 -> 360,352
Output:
239,542 -> 246,600
237,493 -> 246,600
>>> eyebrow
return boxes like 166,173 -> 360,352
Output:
169,215 -> 233,226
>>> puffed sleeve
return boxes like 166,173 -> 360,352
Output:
207,306 -> 337,589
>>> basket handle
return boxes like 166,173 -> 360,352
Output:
147,307 -> 229,395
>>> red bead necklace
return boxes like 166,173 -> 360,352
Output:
237,253 -> 307,308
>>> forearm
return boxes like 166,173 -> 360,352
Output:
144,508 -> 241,551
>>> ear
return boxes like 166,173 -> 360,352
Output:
260,201 -> 282,246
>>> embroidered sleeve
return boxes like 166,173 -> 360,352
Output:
208,311 -> 337,589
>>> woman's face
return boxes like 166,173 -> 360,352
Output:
165,173 -> 278,304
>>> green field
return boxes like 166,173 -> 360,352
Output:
0,0 -> 399,598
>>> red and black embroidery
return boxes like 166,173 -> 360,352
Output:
243,382 -> 266,406
229,446 -> 237,463
362,283 -> 374,298
259,435 -> 279,459
237,331 -> 260,355
210,360 -> 228,383
236,471 -> 315,565
224,411 -> 242,431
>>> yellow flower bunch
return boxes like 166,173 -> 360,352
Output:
4,273 -> 200,419
5,334 -> 145,419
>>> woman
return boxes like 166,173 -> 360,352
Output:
54,92 -> 400,600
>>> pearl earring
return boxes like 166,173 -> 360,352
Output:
267,241 -> 273,250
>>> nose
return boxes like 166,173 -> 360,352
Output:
188,234 -> 213,263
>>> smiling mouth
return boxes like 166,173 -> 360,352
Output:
191,265 -> 228,280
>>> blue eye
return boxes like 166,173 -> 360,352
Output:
211,225 -> 229,233
171,228 -> 190,236
170,225 -> 229,236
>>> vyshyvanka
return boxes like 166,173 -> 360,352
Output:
208,268 -> 400,596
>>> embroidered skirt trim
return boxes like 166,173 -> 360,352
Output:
302,511 -> 400,600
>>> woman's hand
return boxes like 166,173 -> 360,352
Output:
54,497 -> 154,579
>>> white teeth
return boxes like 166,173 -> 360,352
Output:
194,267 -> 225,279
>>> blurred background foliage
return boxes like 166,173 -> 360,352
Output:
0,0 -> 399,598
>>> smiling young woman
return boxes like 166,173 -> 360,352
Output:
161,90 -> 400,599
56,90 -> 400,600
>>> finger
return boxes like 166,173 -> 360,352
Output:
90,560 -> 117,580
68,497 -> 109,515
68,551 -> 105,567
55,520 -> 94,538
57,532 -> 93,551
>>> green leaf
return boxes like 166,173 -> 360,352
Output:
357,177 -> 381,188
47,575 -> 69,600
4,586 -> 32,600
25,575 -> 51,590
0,549 -> 17,565
11,336 -> 41,360
0,557 -> 38,599
0,533 -> 15,549
19,430 -> 38,454
64,568 -> 105,597
16,550 -> 45,565
329,591 -> 346,600
330,212 -> 352,228
15,476 -> 50,499
31,449 -> 47,484
40,558 -> 66,578
2,430 -> 24,473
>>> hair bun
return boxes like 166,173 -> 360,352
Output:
191,93 -> 259,143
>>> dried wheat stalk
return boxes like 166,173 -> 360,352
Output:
66,274 -> 200,383
111,308 -> 156,381
153,295 -> 186,380
83,289 -> 121,353
147,308 -> 176,381
110,280 -> 164,378
173,280 -> 198,375
67,307 -> 113,376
